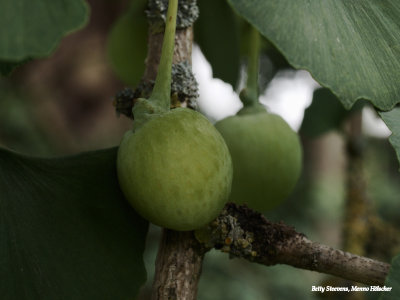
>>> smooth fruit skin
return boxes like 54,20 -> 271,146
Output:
214,111 -> 302,211
117,108 -> 232,231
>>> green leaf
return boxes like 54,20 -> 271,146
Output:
300,88 -> 365,138
0,147 -> 149,300
228,0 -> 400,111
239,23 -> 291,91
380,254 -> 400,299
300,88 -> 348,138
379,107 -> 400,170
195,0 -> 240,88
0,84 -> 49,154
0,0 -> 88,61
257,39 -> 292,90
107,0 -> 148,86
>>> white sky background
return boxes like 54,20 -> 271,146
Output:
191,45 -> 391,138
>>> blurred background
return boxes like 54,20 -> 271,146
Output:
1,1 -> 399,299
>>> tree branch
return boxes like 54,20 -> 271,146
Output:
196,203 -> 390,286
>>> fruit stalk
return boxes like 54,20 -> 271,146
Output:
240,25 -> 260,107
149,0 -> 178,111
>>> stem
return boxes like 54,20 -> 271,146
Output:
240,25 -> 260,107
149,0 -> 178,111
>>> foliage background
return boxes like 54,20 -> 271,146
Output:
1,0 -> 400,299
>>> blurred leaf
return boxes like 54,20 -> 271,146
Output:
380,254 -> 400,299
379,107 -> 400,170
0,84 -> 49,155
0,59 -> 30,76
107,0 -> 148,86
261,39 -> 291,73
258,40 -> 292,91
238,22 -> 289,92
300,88 -> 348,137
195,0 -> 240,88
228,0 -> 400,111
300,88 -> 366,138
0,0 -> 88,67
0,147 -> 149,300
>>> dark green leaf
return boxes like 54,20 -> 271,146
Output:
0,147 -> 149,300
254,39 -> 293,91
261,39 -> 291,73
0,84 -> 49,154
107,0 -> 148,86
228,0 -> 400,111
0,0 -> 88,61
239,23 -> 291,91
0,59 -> 30,76
300,88 -> 348,137
379,107 -> 400,170
380,254 -> 400,299
299,88 -> 365,138
195,0 -> 240,88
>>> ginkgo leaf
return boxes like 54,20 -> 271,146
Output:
228,0 -> 400,111
0,0 -> 88,74
301,88 -> 364,138
0,147 -> 148,300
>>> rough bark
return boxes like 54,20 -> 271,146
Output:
151,230 -> 207,300
144,28 -> 193,82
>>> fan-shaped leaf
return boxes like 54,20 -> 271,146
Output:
228,0 -> 400,111
0,0 -> 88,64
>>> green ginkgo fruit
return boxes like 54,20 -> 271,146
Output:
117,107 -> 232,231
215,107 -> 302,211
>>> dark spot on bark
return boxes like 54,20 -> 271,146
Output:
224,203 -> 300,260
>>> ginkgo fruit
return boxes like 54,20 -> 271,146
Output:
215,108 -> 302,211
117,108 -> 232,231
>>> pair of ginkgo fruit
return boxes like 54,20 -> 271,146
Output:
117,100 -> 302,231
116,0 -> 301,231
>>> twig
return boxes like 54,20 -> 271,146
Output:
196,203 -> 390,286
